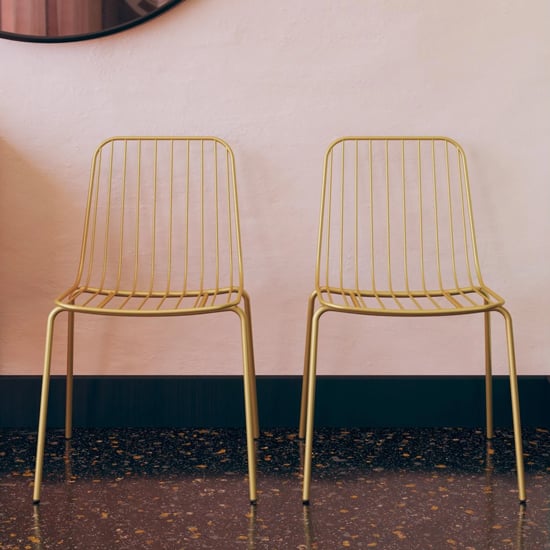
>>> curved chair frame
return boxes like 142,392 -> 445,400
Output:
33,136 -> 259,504
299,136 -> 525,504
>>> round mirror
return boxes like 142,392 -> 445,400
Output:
0,0 -> 183,43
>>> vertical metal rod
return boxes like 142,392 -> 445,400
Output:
459,147 -> 485,286
457,150 -> 476,288
385,140 -> 392,292
84,149 -> 103,289
369,140 -> 375,290
132,141 -> 142,295
368,141 -> 384,308
213,142 -> 220,302
324,150 -> 334,294
148,140 -> 159,297
417,140 -> 438,309
226,149 -> 235,300
401,140 -> 421,309
339,142 -> 346,299
432,140 -> 444,291
199,140 -> 205,294
354,140 -> 359,291
115,141 -> 128,291
183,141 -> 190,296
385,141 -> 403,310
98,141 -> 115,292
402,140 -> 410,292
75,145 -> 100,286
229,142 -> 245,308
166,140 -> 175,297
418,141 -> 427,292
445,142 -> 459,290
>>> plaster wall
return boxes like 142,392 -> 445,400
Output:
1,0 -> 549,376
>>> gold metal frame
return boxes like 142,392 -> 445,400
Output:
299,136 -> 525,504
33,136 -> 259,504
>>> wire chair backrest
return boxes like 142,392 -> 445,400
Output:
316,137 -> 486,310
73,137 -> 243,311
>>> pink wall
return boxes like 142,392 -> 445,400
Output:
1,0 -> 549,376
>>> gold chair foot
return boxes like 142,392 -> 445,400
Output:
33,500 -> 40,505
250,499 -> 257,506
302,500 -> 310,506
519,499 -> 527,506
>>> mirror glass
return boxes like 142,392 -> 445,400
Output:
0,0 -> 182,43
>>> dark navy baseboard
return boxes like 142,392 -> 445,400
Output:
1,375 -> 549,429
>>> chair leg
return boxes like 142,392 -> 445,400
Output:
242,291 -> 259,439
299,292 -> 317,439
302,307 -> 326,505
65,311 -> 75,440
496,306 -> 526,503
233,306 -> 258,504
484,311 -> 494,439
33,307 -> 64,504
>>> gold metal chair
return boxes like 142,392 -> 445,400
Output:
33,136 -> 259,504
299,136 -> 525,504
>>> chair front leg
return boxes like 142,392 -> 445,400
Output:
233,306 -> 258,504
302,306 -> 327,505
33,307 -> 64,504
496,306 -> 526,503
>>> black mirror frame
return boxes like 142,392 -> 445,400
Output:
0,0 -> 183,43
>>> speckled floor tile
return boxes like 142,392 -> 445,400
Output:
1,427 -> 549,549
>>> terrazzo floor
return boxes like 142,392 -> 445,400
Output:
1,427 -> 549,549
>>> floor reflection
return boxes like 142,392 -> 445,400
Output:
0,427 -> 548,548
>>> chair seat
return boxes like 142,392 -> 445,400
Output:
317,285 -> 504,315
56,285 -> 242,315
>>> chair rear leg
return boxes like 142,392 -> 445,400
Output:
484,311 -> 494,439
242,291 -> 259,439
65,311 -> 75,440
33,308 -> 63,504
496,306 -> 526,503
299,292 -> 317,439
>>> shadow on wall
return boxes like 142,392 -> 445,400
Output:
0,137 -> 83,374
